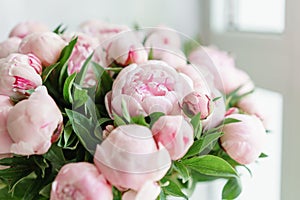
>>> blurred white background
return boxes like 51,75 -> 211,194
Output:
0,0 -> 296,199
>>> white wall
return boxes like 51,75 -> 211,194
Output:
0,0 -> 203,41
202,0 -> 299,199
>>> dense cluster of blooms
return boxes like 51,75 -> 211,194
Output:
0,20 -> 267,200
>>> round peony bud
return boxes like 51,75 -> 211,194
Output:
0,95 -> 14,155
50,162 -> 113,200
151,115 -> 194,160
19,32 -> 67,67
94,124 -> 171,191
0,37 -> 22,58
220,114 -> 267,165
6,53 -> 42,74
0,56 -> 42,99
122,181 -> 161,200
181,91 -> 213,119
7,86 -> 63,155
9,21 -> 49,39
104,31 -> 148,67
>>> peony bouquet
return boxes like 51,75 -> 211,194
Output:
0,20 -> 267,200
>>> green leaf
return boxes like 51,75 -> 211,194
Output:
113,113 -> 128,126
130,115 -> 149,127
53,24 -> 67,34
148,47 -> 154,60
183,132 -> 223,159
148,112 -> 165,128
182,155 -> 238,178
160,178 -> 187,199
121,99 -> 131,123
66,109 -> 100,153
173,161 -> 190,183
74,53 -> 94,86
33,157 -> 49,178
223,118 -> 241,125
39,183 -> 52,198
43,144 -> 66,172
190,113 -> 202,139
259,153 -> 268,158
42,62 -> 60,82
63,73 -> 77,104
73,84 -> 89,109
222,178 -> 242,200
112,187 -> 122,200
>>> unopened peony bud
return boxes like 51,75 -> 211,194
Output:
9,21 -> 49,39
7,86 -> 63,155
0,37 -> 21,58
19,32 -> 67,67
181,91 -> 213,119
51,162 -> 113,200
220,114 -> 267,165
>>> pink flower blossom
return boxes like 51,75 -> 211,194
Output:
122,181 -> 161,200
0,37 -> 21,58
220,114 -> 267,164
151,115 -> 194,160
19,32 -> 67,67
0,55 -> 42,99
94,124 -> 171,191
51,162 -> 113,200
103,31 -> 147,67
9,21 -> 49,39
7,86 -> 63,155
105,60 -> 194,117
6,53 -> 42,74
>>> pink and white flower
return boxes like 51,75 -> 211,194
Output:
105,60 -> 194,117
220,114 -> 267,164
7,86 -> 63,155
151,115 -> 194,160
94,124 -> 171,191
51,162 -> 113,200
0,37 -> 22,58
9,21 -> 49,39
19,32 -> 67,67
122,181 -> 161,200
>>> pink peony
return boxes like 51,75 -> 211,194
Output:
80,20 -> 130,42
181,91 -> 213,119
220,114 -> 267,165
122,181 -> 161,200
19,32 -> 67,67
105,60 -> 194,117
50,162 -> 113,200
189,46 -> 254,94
6,53 -> 42,74
94,124 -> 171,191
104,31 -> 148,66
0,55 -> 42,99
7,86 -> 63,155
0,95 -> 14,155
9,21 -> 49,39
151,115 -> 194,160
0,37 -> 22,58
237,94 -> 265,122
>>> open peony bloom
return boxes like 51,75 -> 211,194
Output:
105,60 -> 194,117
6,53 -> 42,74
0,55 -> 42,99
220,114 -> 267,165
122,181 -> 161,200
0,95 -> 14,156
189,46 -> 254,95
94,124 -> 171,191
9,21 -> 49,39
104,31 -> 148,66
0,37 -> 22,58
151,115 -> 194,160
19,32 -> 67,67
7,86 -> 63,155
51,162 -> 113,200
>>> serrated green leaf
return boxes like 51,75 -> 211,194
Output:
182,155 -> 238,178
63,73 -> 77,104
42,62 -> 60,83
183,132 -> 223,159
173,161 -> 190,183
222,178 -> 242,200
